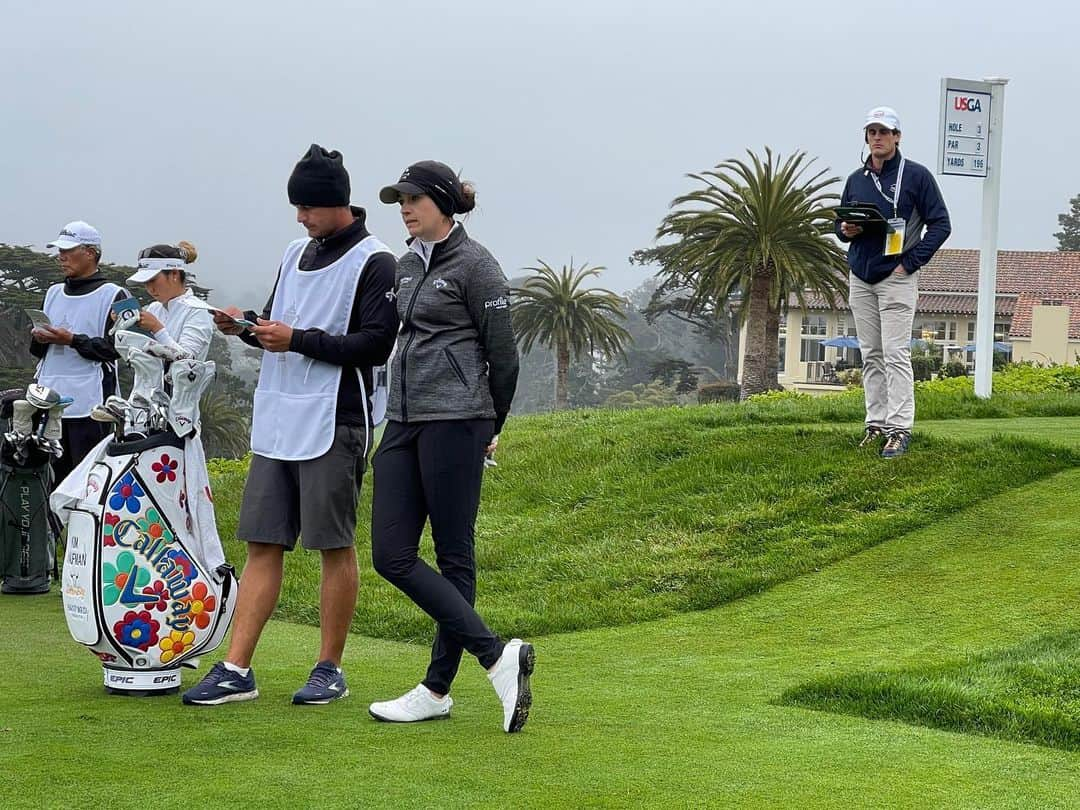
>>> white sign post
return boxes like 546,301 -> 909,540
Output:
939,77 -> 1008,398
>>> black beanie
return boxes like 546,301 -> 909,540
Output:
287,144 -> 351,207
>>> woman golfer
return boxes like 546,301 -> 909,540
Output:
368,161 -> 533,733
125,241 -> 214,360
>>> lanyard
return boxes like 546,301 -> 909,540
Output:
870,156 -> 905,218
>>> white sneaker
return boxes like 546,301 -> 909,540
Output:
488,638 -> 535,733
368,684 -> 452,723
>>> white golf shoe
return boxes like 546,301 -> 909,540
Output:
368,684 -> 453,723
488,638 -> 535,733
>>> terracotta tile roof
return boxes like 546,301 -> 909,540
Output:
1009,292 -> 1080,339
915,292 -> 1016,316
793,250 -> 1080,338
918,249 -> 1080,297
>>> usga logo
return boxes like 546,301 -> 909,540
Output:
954,96 -> 982,112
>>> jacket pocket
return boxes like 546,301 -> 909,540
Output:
444,347 -> 469,388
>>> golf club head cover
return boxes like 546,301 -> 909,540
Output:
25,383 -> 61,410
60,447 -> 238,686
114,329 -> 153,360
12,400 -> 35,436
127,349 -> 165,408
44,405 -> 65,442
144,342 -> 191,363
167,360 -> 215,438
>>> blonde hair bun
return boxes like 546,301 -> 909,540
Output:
177,240 -> 198,264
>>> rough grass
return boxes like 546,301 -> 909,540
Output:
779,630 -> 1080,752
209,408 -> 1078,643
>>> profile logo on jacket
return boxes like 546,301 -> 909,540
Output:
432,278 -> 448,290
484,296 -> 510,310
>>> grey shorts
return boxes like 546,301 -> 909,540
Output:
237,424 -> 369,551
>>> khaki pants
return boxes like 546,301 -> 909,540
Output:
848,271 -> 918,433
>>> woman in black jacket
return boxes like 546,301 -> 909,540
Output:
368,161 -> 533,733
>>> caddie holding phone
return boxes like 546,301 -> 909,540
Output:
30,221 -> 132,483
835,107 -> 952,460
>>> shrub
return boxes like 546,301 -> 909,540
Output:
698,381 -> 741,404
745,389 -> 812,403
940,360 -> 968,379
836,368 -> 862,387
911,355 -> 934,382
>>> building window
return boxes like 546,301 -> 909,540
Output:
800,315 -> 826,362
967,321 -> 975,343
948,321 -> 957,342
914,320 -> 947,341
994,321 -> 1010,341
778,338 -> 786,373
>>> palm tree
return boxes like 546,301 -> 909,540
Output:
638,149 -> 848,399
198,389 -> 250,459
512,260 -> 631,410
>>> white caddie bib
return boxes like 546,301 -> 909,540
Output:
36,283 -> 122,418
250,235 -> 392,461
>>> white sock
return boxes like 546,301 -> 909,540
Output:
222,661 -> 250,677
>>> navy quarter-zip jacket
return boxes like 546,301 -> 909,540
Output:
835,149 -> 952,284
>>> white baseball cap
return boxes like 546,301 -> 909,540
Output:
47,221 -> 102,250
864,106 -> 901,131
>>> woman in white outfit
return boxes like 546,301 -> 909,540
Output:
126,241 -> 214,361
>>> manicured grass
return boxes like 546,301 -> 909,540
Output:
920,416 -> 1080,449
210,412 -> 1077,643
779,630 -> 1080,752
3,460 -> 1080,808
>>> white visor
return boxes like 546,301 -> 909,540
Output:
128,257 -> 185,284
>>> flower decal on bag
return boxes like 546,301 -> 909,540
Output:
167,549 -> 196,583
158,630 -> 196,664
113,610 -> 159,651
141,580 -> 171,612
152,453 -> 178,483
181,581 -> 218,630
136,508 -> 174,547
102,551 -> 152,606
109,472 -> 145,514
103,513 -> 120,547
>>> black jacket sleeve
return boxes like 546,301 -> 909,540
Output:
238,271 -> 281,349
464,258 -> 519,434
287,253 -> 399,367
68,288 -> 129,362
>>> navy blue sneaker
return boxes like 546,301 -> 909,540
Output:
293,661 -> 349,705
881,431 -> 911,459
182,661 -> 258,705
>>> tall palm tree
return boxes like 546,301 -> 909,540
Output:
640,149 -> 848,399
198,389 -> 250,459
512,260 -> 631,410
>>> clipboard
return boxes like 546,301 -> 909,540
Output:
834,204 -> 887,224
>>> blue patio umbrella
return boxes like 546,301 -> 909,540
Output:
819,335 -> 861,349
963,341 -> 1012,353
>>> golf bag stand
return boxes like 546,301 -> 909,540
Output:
61,431 -> 237,695
0,391 -> 57,595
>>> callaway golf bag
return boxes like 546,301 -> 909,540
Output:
0,385 -> 69,594
60,332 -> 237,694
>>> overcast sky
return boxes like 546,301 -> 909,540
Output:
1,0 -> 1074,306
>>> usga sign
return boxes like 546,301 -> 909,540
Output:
938,78 -> 993,178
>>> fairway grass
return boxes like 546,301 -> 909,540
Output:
2,464 -> 1080,807
780,629 -> 1080,752
212,415 -> 1076,643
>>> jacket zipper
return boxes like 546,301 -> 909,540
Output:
399,254 -> 440,421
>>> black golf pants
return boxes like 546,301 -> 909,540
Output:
371,419 -> 503,694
